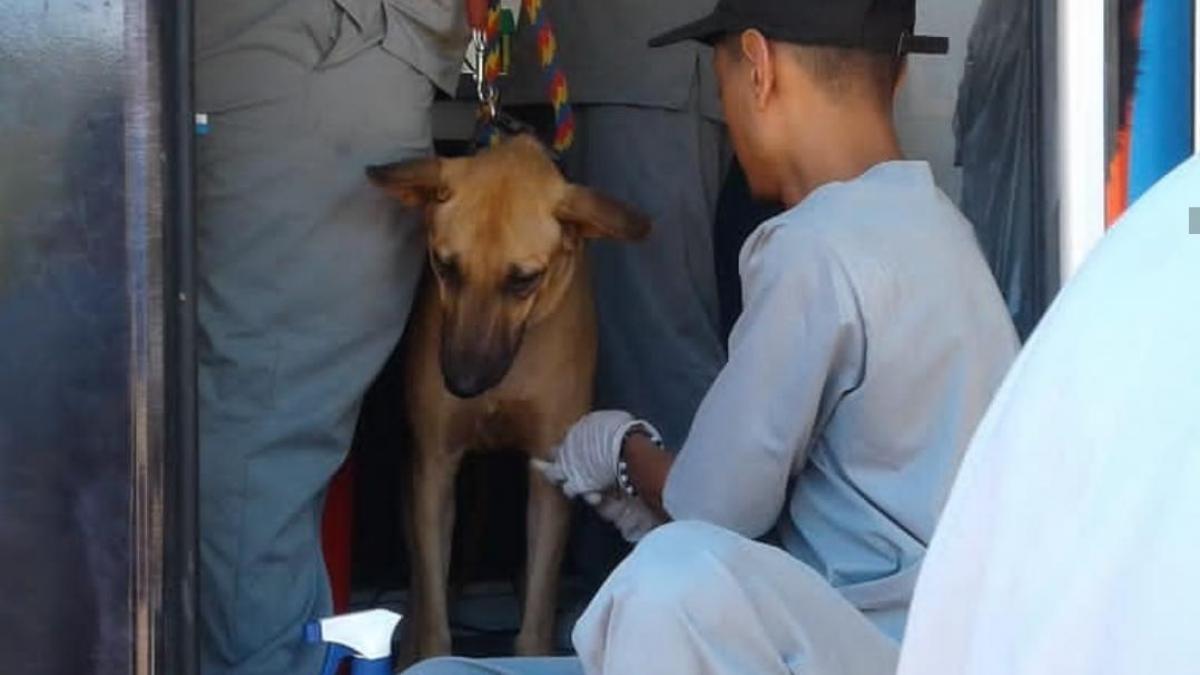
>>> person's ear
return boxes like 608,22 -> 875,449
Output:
740,29 -> 775,109
555,185 -> 652,241
366,157 -> 452,208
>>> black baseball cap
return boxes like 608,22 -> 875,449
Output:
649,0 -> 949,56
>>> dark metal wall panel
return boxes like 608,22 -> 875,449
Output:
0,1 -> 195,674
0,2 -> 133,673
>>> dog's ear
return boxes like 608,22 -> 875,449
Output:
555,186 -> 651,241
366,158 -> 451,208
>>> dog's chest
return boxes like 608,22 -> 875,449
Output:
462,396 -> 540,453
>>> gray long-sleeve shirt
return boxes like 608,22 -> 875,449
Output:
196,0 -> 467,116
664,161 -> 1019,638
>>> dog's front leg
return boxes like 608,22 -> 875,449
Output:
515,459 -> 572,655
405,441 -> 463,661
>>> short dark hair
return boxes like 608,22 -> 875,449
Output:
788,45 -> 903,105
718,32 -> 903,106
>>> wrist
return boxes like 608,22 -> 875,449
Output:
617,422 -> 662,497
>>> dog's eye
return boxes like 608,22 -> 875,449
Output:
431,254 -> 461,285
505,269 -> 545,297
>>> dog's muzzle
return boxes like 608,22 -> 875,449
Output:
440,345 -> 518,399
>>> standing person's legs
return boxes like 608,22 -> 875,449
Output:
197,44 -> 433,675
564,102 -> 728,448
560,98 -> 729,596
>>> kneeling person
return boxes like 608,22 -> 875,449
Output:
407,0 -> 1017,672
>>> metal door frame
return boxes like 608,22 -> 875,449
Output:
1056,0 -> 1109,281
128,0 -> 197,673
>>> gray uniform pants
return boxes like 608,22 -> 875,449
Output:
197,44 -> 433,675
556,96 -> 729,588
404,522 -> 899,675
566,100 -> 728,448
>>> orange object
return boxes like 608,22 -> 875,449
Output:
322,458 -> 355,614
1106,125 -> 1132,228
1107,0 -> 1145,228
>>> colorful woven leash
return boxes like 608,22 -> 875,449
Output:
477,0 -> 576,153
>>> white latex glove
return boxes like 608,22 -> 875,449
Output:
532,410 -> 649,498
586,491 -> 666,543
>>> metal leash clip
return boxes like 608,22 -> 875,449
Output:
471,28 -> 499,122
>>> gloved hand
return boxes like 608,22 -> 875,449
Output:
532,410 -> 650,498
585,491 -> 665,543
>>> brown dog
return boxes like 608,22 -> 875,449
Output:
368,135 -> 650,660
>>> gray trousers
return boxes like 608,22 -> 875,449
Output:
196,43 -> 433,675
566,101 -> 728,448
555,98 -> 730,591
404,522 -> 898,675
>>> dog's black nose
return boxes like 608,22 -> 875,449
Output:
442,369 -> 496,400
441,347 -> 513,400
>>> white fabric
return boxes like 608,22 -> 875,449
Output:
897,156 -> 1200,675
571,521 -> 898,675
665,161 -> 1018,636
